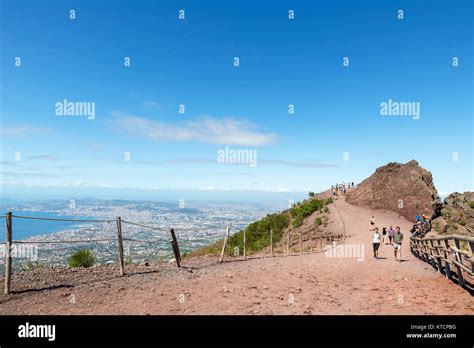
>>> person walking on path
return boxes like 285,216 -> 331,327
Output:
393,227 -> 404,261
369,216 -> 376,232
387,226 -> 395,244
372,227 -> 381,258
382,227 -> 387,245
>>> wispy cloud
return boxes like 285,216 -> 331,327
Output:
212,172 -> 254,176
77,141 -> 105,151
117,160 -> 164,165
0,127 -> 49,136
168,158 -> 339,168
114,114 -> 277,146
114,157 -> 336,168
28,155 -> 58,161
0,171 -> 61,178
0,161 -> 36,170
167,158 -> 216,164
258,160 -> 340,168
144,100 -> 161,110
0,161 -> 21,167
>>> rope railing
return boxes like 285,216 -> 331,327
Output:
121,221 -> 234,240
121,219 -> 168,231
181,234 -> 226,242
11,214 -> 115,223
177,225 -> 238,232
120,220 -> 169,239
122,237 -> 165,244
12,238 -> 118,244
230,225 -> 248,232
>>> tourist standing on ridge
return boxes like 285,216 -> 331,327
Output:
393,227 -> 404,261
372,227 -> 381,258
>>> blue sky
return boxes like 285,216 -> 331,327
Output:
0,0 -> 472,200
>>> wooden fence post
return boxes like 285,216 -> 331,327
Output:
443,239 -> 452,280
320,238 -> 323,251
243,229 -> 246,259
287,233 -> 290,255
4,212 -> 12,295
116,217 -> 125,276
219,224 -> 231,263
453,238 -> 465,288
270,229 -> 273,257
433,240 -> 443,274
300,231 -> 303,254
170,228 -> 181,267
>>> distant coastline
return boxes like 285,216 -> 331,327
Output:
0,210 -> 93,242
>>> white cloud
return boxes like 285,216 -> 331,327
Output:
144,100 -> 161,110
167,158 -> 339,168
258,159 -> 339,168
28,155 -> 58,161
0,127 -> 49,136
77,141 -> 105,151
114,113 -> 277,146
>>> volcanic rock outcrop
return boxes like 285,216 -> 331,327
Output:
432,191 -> 474,236
346,160 -> 441,223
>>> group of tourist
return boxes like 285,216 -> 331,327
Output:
370,216 -> 404,261
331,182 -> 355,197
411,213 -> 432,238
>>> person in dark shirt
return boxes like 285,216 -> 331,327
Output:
382,227 -> 387,244
393,227 -> 403,261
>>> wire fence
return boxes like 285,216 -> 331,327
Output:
1,212 -> 242,295
1,208 -> 346,295
218,219 -> 346,262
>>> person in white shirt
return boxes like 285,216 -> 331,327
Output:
372,227 -> 381,258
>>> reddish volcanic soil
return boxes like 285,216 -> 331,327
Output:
1,196 -> 473,315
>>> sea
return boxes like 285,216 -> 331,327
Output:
0,210 -> 93,242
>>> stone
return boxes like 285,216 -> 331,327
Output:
346,160 -> 441,222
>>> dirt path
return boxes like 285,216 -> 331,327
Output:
1,196 -> 473,315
